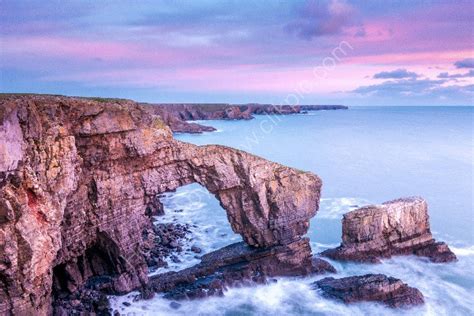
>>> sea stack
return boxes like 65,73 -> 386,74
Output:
322,197 -> 457,263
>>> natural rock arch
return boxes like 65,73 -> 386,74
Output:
140,141 -> 322,248
0,95 -> 322,315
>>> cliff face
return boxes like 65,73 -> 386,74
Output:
322,197 -> 456,263
0,95 -> 321,315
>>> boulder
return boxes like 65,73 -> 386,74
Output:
313,274 -> 424,308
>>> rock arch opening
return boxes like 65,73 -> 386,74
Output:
144,183 -> 242,275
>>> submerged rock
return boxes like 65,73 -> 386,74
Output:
322,197 -> 457,263
313,274 -> 424,308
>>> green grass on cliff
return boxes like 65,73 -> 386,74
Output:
0,93 -> 131,103
0,92 -> 65,99
82,97 -> 130,103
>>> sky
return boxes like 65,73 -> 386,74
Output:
0,0 -> 473,106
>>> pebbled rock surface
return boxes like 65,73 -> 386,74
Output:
0,95 -> 321,315
142,222 -> 192,271
144,103 -> 347,133
321,197 -> 457,263
313,274 -> 424,308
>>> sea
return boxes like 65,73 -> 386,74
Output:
111,106 -> 473,316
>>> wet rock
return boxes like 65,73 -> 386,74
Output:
169,301 -> 182,309
191,246 -> 202,254
143,222 -> 192,270
313,274 -> 424,308
145,195 -> 164,217
311,257 -> 337,274
52,283 -> 112,316
139,286 -> 155,300
322,197 -> 457,263
150,239 -> 318,300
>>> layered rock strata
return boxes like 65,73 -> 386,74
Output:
0,95 -> 321,315
314,274 -> 424,308
322,197 -> 457,263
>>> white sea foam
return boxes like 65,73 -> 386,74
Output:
317,197 -> 371,219
450,245 -> 474,256
112,252 -> 474,316
110,175 -> 474,315
148,184 -> 241,276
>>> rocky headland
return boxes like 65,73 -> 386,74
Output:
321,197 -> 457,263
0,95 -> 457,315
0,95 -> 327,315
143,103 -> 348,133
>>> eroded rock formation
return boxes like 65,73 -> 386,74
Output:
322,197 -> 457,263
0,95 -> 321,315
313,274 -> 424,308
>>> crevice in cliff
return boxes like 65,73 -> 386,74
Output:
52,232 -> 124,295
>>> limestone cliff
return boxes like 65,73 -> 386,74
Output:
0,95 -> 321,315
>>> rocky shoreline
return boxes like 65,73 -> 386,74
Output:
0,95 -> 456,315
143,102 -> 348,133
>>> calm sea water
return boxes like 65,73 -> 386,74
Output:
111,107 -> 473,316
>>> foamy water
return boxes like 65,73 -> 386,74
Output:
148,185 -> 241,276
111,107 -> 473,315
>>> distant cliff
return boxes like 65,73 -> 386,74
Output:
143,103 -> 348,133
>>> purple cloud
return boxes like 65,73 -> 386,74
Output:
373,69 -> 420,79
454,58 -> 474,69
285,0 -> 355,40
354,78 -> 445,95
438,70 -> 474,79
353,78 -> 473,104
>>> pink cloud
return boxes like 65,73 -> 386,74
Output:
1,35 -> 256,69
